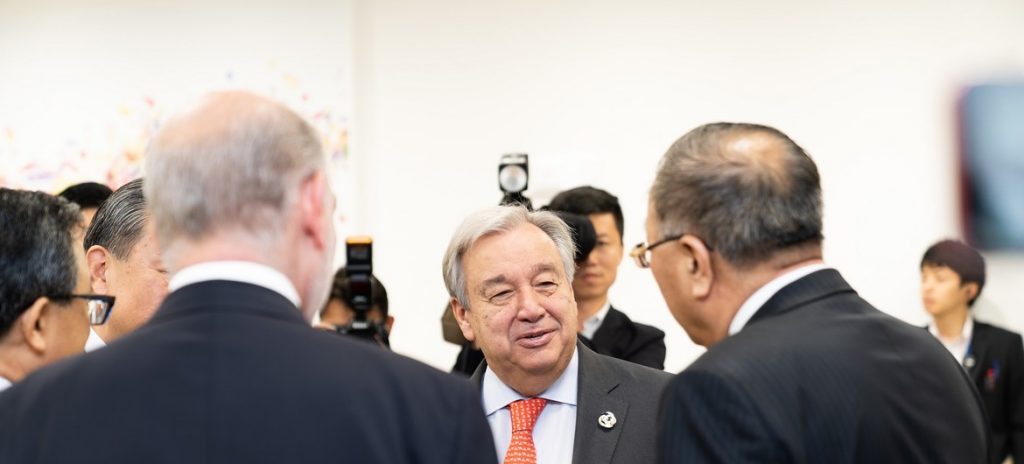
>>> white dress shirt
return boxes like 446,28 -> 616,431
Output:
729,263 -> 831,336
929,317 -> 974,366
483,347 -> 579,464
84,328 -> 106,352
580,300 -> 612,340
0,375 -> 11,393
168,260 -> 301,308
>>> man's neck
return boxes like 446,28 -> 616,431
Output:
576,295 -> 608,326
934,309 -> 969,340
0,351 -> 28,383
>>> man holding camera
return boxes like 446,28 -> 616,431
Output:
547,186 -> 666,370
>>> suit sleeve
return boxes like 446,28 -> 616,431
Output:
451,380 -> 499,463
1007,334 -> 1024,464
658,369 -> 782,463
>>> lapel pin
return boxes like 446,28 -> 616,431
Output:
598,411 -> 617,429
965,356 -> 976,369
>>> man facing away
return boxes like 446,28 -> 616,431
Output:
0,91 -> 496,464
445,205 -> 670,464
83,178 -> 169,350
643,122 -> 988,463
547,186 -> 666,369
921,239 -> 1024,463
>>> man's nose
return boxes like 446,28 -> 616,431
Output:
516,290 -> 546,322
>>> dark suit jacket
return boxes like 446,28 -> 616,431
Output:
471,342 -> 671,464
587,306 -> 666,370
0,281 -> 496,464
658,269 -> 988,464
966,321 -> 1024,464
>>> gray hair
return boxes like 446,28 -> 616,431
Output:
84,178 -> 147,260
650,122 -> 823,267
442,206 -> 576,310
143,91 -> 325,252
0,189 -> 82,337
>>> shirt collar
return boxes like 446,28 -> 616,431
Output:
169,261 -> 301,308
729,263 -> 830,336
0,375 -> 11,392
482,346 -> 579,415
580,300 -> 612,340
84,328 -> 107,352
928,316 -> 974,343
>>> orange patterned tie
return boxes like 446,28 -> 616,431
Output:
503,398 -> 548,464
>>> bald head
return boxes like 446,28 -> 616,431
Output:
650,122 -> 823,268
144,91 -> 326,253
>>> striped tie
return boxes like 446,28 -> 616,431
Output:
503,398 -> 548,464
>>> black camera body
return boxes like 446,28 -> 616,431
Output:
334,236 -> 390,348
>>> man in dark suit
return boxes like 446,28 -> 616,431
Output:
0,92 -> 496,464
921,239 -> 1024,463
444,205 -> 670,464
640,122 -> 988,463
547,186 -> 666,370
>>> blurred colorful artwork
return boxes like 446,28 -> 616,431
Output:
0,66 -> 350,194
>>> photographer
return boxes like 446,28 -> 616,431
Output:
318,267 -> 394,349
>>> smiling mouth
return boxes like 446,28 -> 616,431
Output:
517,329 -> 555,348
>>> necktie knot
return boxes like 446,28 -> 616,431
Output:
509,397 -> 547,433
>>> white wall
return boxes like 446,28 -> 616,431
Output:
351,0 -> 1024,372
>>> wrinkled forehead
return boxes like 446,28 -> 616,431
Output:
464,226 -> 564,284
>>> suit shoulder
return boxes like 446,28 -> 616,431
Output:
595,350 -> 672,385
975,320 -> 1023,342
609,307 -> 665,335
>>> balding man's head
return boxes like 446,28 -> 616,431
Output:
144,91 -> 326,252
650,123 -> 823,268
144,92 -> 335,320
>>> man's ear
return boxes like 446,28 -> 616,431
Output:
450,299 -> 476,343
298,170 -> 330,251
18,297 -> 51,353
963,282 -> 980,304
87,245 -> 111,294
679,235 -> 714,300
384,315 -> 395,334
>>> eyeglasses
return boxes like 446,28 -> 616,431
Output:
630,234 -> 683,269
630,233 -> 714,268
49,294 -> 116,325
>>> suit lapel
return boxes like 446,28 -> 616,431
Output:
572,343 -> 627,464
966,321 -> 989,382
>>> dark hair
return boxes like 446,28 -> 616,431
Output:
0,188 -> 83,337
57,182 -> 113,209
921,239 -> 986,306
326,267 -> 389,317
546,186 -> 624,242
84,179 -> 148,260
651,122 -> 823,267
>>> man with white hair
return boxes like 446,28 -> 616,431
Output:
445,205 -> 670,464
0,92 -> 496,464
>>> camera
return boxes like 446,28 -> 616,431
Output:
498,153 -> 532,210
330,236 -> 390,348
